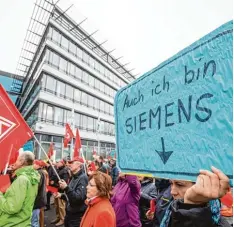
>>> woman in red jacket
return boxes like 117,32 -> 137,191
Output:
80,171 -> 116,227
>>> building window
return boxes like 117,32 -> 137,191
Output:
87,116 -> 93,131
70,63 -> 75,76
82,71 -> 89,84
88,95 -> 94,108
77,46 -> 83,59
50,52 -> 60,68
89,56 -> 95,68
46,105 -> 53,122
46,76 -> 56,93
83,51 -> 89,64
56,80 -> 65,98
74,89 -> 81,103
75,66 -> 82,80
59,57 -> 68,73
41,134 -> 52,142
100,100 -> 104,111
99,64 -> 104,75
41,74 -> 47,88
104,103 -> 110,114
94,98 -> 99,110
54,107 -> 64,125
81,92 -> 88,106
99,81 -> 104,92
64,109 -> 72,124
82,115 -> 87,129
69,41 -> 76,56
61,36 -> 69,50
53,136 -> 62,143
94,78 -> 100,90
52,29 -> 61,45
89,75 -> 94,87
74,112 -> 80,128
65,84 -> 74,100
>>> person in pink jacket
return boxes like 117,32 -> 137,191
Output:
111,173 -> 142,227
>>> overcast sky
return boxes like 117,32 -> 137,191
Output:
0,0 -> 232,77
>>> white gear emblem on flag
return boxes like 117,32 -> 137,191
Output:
0,116 -> 16,141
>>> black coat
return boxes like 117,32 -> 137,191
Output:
169,200 -> 231,227
33,169 -> 47,209
47,165 -> 56,182
62,169 -> 88,214
51,166 -> 70,192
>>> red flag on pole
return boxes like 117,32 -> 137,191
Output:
48,142 -> 54,159
47,185 -> 58,193
9,149 -> 19,165
0,85 -> 33,170
92,149 -> 97,156
73,128 -> 81,158
63,123 -> 74,148
0,175 -> 11,193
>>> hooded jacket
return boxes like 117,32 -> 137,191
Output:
0,166 -> 40,227
111,175 -> 141,227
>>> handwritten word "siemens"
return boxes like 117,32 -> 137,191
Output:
125,93 -> 213,134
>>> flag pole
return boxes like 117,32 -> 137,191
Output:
3,144 -> 13,175
80,148 -> 87,175
70,105 -> 75,159
33,135 -> 61,181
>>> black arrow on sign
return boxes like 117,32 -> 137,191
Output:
155,137 -> 173,164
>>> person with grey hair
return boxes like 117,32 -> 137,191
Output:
0,151 -> 40,227
56,156 -> 88,227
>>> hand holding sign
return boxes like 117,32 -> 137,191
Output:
184,166 -> 230,204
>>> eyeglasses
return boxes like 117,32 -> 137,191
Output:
88,182 -> 97,187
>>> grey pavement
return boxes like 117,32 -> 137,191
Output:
44,205 -> 64,227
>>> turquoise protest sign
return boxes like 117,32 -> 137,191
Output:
114,21 -> 233,181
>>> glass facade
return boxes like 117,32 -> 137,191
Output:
47,26 -> 128,88
41,73 -> 114,116
45,48 -> 117,99
33,133 -> 115,160
20,21 -> 132,160
25,102 -> 115,136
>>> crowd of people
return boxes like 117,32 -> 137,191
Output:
0,151 -> 232,227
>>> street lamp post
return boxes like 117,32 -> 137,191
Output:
96,116 -> 101,155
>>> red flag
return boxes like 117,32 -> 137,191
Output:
0,175 -> 11,193
73,129 -> 81,158
92,149 -> 97,155
221,191 -> 233,207
64,123 -> 74,148
48,142 -> 54,159
0,85 -> 33,170
9,149 -> 19,165
47,185 -> 58,193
